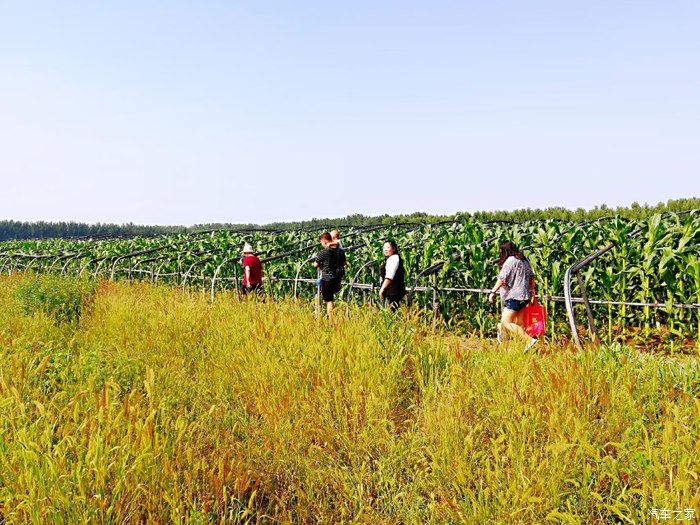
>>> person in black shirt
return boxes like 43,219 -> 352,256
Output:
314,232 -> 346,324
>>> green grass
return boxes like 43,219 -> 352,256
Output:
0,274 -> 698,524
13,273 -> 97,324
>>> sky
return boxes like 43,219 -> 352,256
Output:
1,1 -> 698,226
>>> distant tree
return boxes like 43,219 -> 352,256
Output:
1,198 -> 698,240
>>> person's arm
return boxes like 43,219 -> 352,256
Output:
379,278 -> 391,299
488,279 -> 505,304
245,265 -> 252,288
529,276 -> 536,303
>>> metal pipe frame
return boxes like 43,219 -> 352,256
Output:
210,257 -> 241,302
48,253 -> 75,273
563,225 -> 647,350
181,256 -> 217,293
62,253 -> 92,276
407,261 -> 445,304
345,260 -> 378,304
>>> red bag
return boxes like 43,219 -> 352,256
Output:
523,297 -> 546,337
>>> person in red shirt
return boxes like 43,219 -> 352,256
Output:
241,242 -> 264,297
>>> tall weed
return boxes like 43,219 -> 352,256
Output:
13,274 -> 97,324
0,276 -> 698,524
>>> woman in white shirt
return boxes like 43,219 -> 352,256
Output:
379,240 -> 406,309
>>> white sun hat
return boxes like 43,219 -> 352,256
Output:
242,242 -> 254,254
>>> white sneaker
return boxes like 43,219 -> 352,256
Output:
524,337 -> 537,352
496,323 -> 502,344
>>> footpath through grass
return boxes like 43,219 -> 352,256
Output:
0,274 -> 698,524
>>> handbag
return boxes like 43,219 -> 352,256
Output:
523,297 -> 546,337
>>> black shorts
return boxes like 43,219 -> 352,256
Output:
504,298 -> 529,312
320,277 -> 341,302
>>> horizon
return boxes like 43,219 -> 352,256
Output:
2,196 -> 697,229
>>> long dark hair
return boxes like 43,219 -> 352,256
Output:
497,240 -> 524,267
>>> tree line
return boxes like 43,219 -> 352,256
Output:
2,198 -> 697,240
0,221 -> 186,241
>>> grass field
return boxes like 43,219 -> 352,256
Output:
0,274 -> 698,524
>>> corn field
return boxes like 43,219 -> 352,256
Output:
1,212 -> 698,351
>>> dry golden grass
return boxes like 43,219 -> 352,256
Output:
0,274 -> 698,524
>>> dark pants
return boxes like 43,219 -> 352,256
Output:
243,282 -> 264,299
383,294 -> 404,311
321,277 -> 341,302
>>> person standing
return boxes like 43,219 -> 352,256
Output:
314,232 -> 346,324
241,242 -> 264,297
379,240 -> 406,310
488,240 -> 537,351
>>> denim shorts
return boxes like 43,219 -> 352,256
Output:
504,298 -> 529,312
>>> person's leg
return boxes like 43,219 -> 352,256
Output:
320,281 -> 329,320
516,306 -> 538,351
327,300 -> 335,326
390,296 -> 402,312
503,302 -> 537,351
501,308 -> 527,339
515,308 -> 526,328
330,278 -> 343,325
383,296 -> 398,311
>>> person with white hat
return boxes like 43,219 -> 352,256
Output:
241,242 -> 264,297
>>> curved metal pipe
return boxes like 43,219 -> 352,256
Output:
344,259 -> 378,316
49,253 -> 73,273
93,257 -> 114,279
293,257 -> 316,301
109,254 -> 131,281
61,254 -> 87,276
181,257 -> 216,293
210,257 -> 240,302
155,256 -> 177,283
79,257 -> 105,278
11,254 -> 26,274
407,261 -> 445,304
24,255 -> 45,275
563,266 -> 582,350
563,225 -> 647,350
345,259 -> 378,304
0,254 -> 11,275
110,246 -> 172,281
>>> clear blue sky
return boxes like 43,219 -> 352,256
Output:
1,1 -> 698,226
